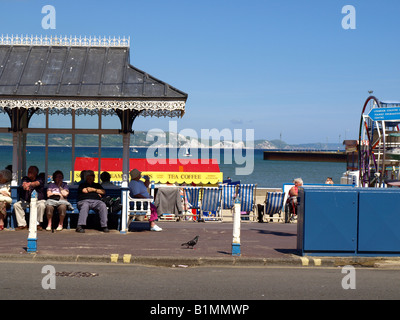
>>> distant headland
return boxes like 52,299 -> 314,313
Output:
0,132 -> 345,150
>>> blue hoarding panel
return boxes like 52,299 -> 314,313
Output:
358,189 -> 400,253
302,188 -> 358,253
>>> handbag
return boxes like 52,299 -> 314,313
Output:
101,196 -> 122,213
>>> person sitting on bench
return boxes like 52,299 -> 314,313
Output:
76,170 -> 109,233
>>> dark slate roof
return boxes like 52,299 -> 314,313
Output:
0,45 -> 187,100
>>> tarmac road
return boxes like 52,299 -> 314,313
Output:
2,261 -> 400,301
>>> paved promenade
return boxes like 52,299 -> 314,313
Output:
0,221 -> 398,268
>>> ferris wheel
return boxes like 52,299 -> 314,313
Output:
359,96 -> 400,187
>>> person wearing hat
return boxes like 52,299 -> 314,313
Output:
128,168 -> 162,232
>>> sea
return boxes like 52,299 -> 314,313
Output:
0,146 -> 347,189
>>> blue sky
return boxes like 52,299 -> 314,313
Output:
1,0 -> 400,144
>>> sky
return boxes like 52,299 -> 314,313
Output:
1,0 -> 400,144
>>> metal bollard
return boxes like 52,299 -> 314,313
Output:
27,190 -> 38,252
232,195 -> 241,256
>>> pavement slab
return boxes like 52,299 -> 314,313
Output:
1,221 -> 398,268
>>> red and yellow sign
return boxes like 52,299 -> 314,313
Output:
72,157 -> 222,185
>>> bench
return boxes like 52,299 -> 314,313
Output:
5,186 -> 19,230
120,188 -> 152,233
5,185 -> 123,230
65,187 -> 123,230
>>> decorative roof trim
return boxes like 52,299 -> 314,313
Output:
0,34 -> 130,48
0,97 -> 185,118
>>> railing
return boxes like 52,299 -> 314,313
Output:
0,34 -> 130,47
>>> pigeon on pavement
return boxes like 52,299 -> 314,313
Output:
181,235 -> 199,249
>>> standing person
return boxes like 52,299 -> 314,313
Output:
14,166 -> 46,230
128,169 -> 162,232
45,170 -> 72,231
76,170 -> 109,233
0,169 -> 12,230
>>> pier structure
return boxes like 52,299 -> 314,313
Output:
263,150 -> 347,163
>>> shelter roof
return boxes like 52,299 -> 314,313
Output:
0,35 -> 187,117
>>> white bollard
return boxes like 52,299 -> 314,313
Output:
151,181 -> 155,198
27,190 -> 38,252
120,188 -> 128,234
232,196 -> 241,256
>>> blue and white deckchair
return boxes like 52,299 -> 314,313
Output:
222,184 -> 239,210
183,187 -> 201,220
264,192 -> 284,222
200,187 -> 222,221
239,184 -> 257,221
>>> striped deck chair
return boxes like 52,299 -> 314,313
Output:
182,187 -> 201,220
239,184 -> 257,221
200,187 -> 222,221
222,184 -> 239,210
264,192 -> 284,222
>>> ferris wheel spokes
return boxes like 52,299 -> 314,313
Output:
359,96 -> 400,187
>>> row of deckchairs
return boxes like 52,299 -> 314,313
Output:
124,183 -> 286,225
183,184 -> 258,222
124,186 -> 226,223
221,186 -> 288,223
173,187 -> 288,223
183,187 -> 221,221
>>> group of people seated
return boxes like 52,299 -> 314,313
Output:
0,166 -> 163,233
12,165 -> 97,233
